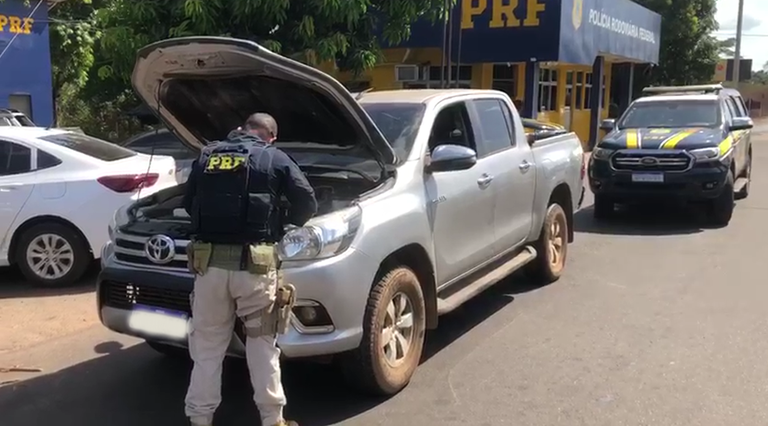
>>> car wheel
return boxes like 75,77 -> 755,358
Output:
735,149 -> 752,200
341,266 -> 426,396
708,172 -> 735,227
593,194 -> 615,220
526,203 -> 569,284
146,340 -> 190,359
15,223 -> 91,288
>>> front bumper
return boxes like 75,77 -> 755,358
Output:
589,157 -> 729,202
97,246 -> 379,359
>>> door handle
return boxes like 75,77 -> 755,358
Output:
519,160 -> 532,173
477,174 -> 494,187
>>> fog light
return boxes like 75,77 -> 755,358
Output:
292,301 -> 333,329
703,181 -> 718,190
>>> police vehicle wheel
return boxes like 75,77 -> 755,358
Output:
593,195 -> 614,220
735,149 -> 752,200
526,203 -> 568,284
146,340 -> 190,359
15,222 -> 91,288
340,266 -> 426,396
708,172 -> 735,227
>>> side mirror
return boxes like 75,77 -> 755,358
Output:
600,119 -> 616,131
729,117 -> 754,131
427,144 -> 477,173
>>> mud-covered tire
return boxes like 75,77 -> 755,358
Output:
708,172 -> 735,227
146,340 -> 190,359
593,195 -> 614,220
735,149 -> 752,200
15,222 -> 91,288
526,203 -> 569,284
340,266 -> 426,396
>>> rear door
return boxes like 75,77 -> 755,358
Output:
469,98 -> 536,254
0,140 -> 35,248
729,94 -> 752,175
426,100 -> 496,287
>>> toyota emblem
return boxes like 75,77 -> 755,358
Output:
640,156 -> 659,166
145,235 -> 176,265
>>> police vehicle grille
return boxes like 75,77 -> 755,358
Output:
113,232 -> 190,271
611,151 -> 691,172
101,280 -> 191,313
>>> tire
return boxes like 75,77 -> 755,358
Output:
340,266 -> 426,396
593,194 -> 614,220
526,203 -> 569,284
146,340 -> 190,359
15,222 -> 91,288
708,172 -> 735,227
735,149 -> 752,200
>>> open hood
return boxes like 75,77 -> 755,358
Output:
131,37 -> 397,168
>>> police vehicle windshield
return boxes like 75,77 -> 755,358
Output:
617,100 -> 721,129
361,103 -> 426,159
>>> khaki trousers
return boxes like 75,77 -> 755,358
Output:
184,267 -> 287,426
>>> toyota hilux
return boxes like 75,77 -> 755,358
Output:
97,36 -> 585,396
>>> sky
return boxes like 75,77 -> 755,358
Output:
714,0 -> 768,71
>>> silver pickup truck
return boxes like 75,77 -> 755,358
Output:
97,37 -> 585,396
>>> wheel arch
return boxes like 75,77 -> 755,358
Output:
9,215 -> 93,264
377,243 -> 438,330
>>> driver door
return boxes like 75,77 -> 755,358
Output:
425,101 -> 496,287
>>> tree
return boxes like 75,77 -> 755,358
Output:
95,0 -> 448,87
633,0 -> 720,86
716,37 -> 736,58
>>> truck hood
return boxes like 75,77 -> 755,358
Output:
131,37 -> 397,170
600,127 -> 725,151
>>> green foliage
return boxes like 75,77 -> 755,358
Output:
716,37 -> 736,58
633,0 -> 720,86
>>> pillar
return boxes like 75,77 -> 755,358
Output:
522,61 -> 540,119
588,56 -> 605,149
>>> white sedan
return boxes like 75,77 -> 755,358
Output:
0,127 -> 179,287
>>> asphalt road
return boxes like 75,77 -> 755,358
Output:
3,127 -> 768,426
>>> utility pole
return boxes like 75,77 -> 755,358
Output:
732,0 -> 745,84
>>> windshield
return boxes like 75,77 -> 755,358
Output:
361,102 -> 426,159
618,100 -> 721,129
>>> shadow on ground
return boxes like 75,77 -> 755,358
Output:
573,202 -> 715,236
0,262 -> 99,299
0,272 -> 543,426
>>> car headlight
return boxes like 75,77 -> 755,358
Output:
689,147 -> 722,162
592,147 -> 615,160
278,205 -> 363,261
108,204 -> 130,240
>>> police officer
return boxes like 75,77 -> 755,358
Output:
182,113 -> 317,426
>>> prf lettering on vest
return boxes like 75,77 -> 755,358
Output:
205,154 -> 247,172
461,0 -> 546,29
0,15 -> 34,34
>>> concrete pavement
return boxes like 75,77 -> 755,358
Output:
3,131 -> 768,426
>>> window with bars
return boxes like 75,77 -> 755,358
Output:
492,64 -> 518,99
538,68 -> 558,112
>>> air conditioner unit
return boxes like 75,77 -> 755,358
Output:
395,65 -> 419,82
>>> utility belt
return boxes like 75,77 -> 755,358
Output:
187,240 -> 296,336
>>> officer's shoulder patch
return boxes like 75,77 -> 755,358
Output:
204,153 -> 248,173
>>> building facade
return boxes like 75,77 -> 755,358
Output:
329,0 -> 662,148
0,0 -> 54,127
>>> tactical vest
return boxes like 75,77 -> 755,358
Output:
191,141 -> 278,245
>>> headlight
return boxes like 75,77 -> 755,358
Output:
108,204 -> 130,240
690,147 -> 722,162
278,205 -> 363,261
592,147 -> 615,160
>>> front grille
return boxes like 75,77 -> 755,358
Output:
113,232 -> 190,272
611,151 -> 692,172
101,280 -> 191,313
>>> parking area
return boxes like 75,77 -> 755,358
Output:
2,125 -> 768,425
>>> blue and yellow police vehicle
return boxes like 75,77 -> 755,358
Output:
588,84 -> 753,226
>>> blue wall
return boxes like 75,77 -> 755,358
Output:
0,0 -> 54,126
389,0 -> 661,66
559,0 -> 662,65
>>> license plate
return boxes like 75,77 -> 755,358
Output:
632,173 -> 664,183
128,305 -> 190,339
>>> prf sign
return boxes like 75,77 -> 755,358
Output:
0,14 -> 34,34
461,0 -> 547,29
